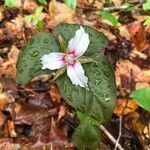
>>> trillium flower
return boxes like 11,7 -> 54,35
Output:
41,26 -> 90,88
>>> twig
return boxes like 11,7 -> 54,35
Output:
100,125 -> 124,150
115,117 -> 122,150
77,4 -> 130,12
103,4 -> 130,12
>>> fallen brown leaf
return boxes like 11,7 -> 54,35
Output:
114,99 -> 138,116
0,138 -> 20,150
23,0 -> 38,13
50,84 -> 61,103
124,111 -> 146,136
7,120 -> 17,138
15,103 -> 58,125
48,0 -> 74,28
126,21 -> 149,51
0,111 -> 7,130
0,45 -> 19,79
0,93 -> 14,110
115,60 -> 143,93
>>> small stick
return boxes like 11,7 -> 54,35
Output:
100,125 -> 124,150
77,4 -> 130,12
115,117 -> 122,150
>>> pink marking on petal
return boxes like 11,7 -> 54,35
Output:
68,60 -> 76,68
69,49 -> 76,57
59,55 -> 66,63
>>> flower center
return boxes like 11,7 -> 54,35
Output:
64,54 -> 76,66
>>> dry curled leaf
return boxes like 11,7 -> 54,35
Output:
127,21 -> 149,51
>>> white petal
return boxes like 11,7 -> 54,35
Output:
41,53 -> 65,70
68,26 -> 90,57
67,61 -> 88,88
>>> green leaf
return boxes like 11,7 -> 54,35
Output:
100,11 -> 118,26
130,88 -> 150,111
16,32 -> 61,84
24,15 -> 33,23
37,0 -> 47,5
144,17 -> 150,26
72,119 -> 101,150
77,111 -> 100,126
57,54 -> 116,123
77,56 -> 97,64
37,20 -> 43,30
35,6 -> 43,16
5,0 -> 16,8
143,1 -> 150,11
24,7 -> 44,29
58,35 -> 68,53
55,23 -> 108,55
56,24 -> 116,124
65,0 -> 77,9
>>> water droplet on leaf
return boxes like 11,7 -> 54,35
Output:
105,97 -> 110,102
30,50 -> 39,57
67,96 -> 73,102
44,38 -> 49,43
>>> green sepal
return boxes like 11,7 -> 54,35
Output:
58,35 -> 68,53
77,56 -> 97,64
53,67 -> 66,81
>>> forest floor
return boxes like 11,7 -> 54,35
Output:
0,0 -> 150,149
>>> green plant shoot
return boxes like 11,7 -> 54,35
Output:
24,6 -> 44,30
5,0 -> 16,8
100,11 -> 118,26
65,0 -> 77,9
37,0 -> 47,5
